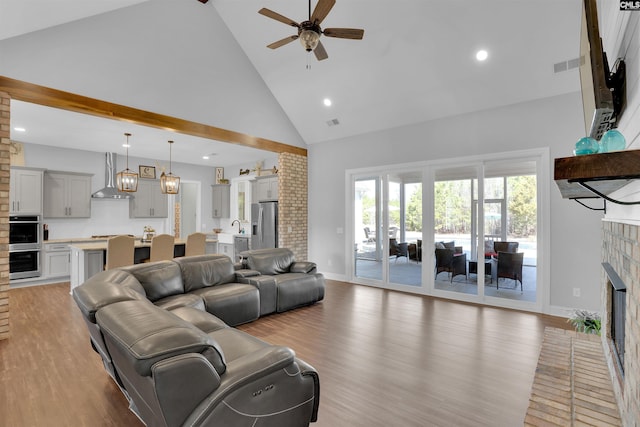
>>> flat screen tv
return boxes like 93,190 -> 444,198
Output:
579,0 -> 625,140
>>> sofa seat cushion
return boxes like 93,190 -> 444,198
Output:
192,284 -> 260,327
272,273 -> 325,312
208,327 -> 271,363
95,300 -> 226,376
120,261 -> 185,302
154,293 -> 205,311
169,306 -> 228,334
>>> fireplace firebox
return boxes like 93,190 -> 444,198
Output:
603,262 -> 626,375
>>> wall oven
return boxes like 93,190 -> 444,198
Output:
9,215 -> 42,279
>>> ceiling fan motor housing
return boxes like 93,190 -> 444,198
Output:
299,21 -> 322,51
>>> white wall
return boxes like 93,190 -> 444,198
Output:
308,92 -> 604,311
0,0 -> 304,149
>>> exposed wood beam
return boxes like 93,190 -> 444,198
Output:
0,75 -> 307,157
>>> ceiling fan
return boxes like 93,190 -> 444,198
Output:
259,0 -> 364,61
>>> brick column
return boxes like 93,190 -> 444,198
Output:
277,153 -> 308,261
0,92 -> 10,340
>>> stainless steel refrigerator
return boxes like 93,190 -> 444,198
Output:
251,201 -> 278,249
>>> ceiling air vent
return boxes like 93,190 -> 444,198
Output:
326,118 -> 340,127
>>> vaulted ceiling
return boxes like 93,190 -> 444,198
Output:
0,0 -> 582,165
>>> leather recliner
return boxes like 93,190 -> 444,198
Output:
95,299 -> 319,427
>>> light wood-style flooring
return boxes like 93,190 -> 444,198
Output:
0,280 -> 570,427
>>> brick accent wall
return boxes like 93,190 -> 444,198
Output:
0,92 -> 10,340
601,221 -> 640,425
277,153 -> 307,261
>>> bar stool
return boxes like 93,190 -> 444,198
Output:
105,235 -> 135,270
185,232 -> 207,257
149,234 -> 175,262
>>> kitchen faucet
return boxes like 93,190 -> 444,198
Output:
231,219 -> 241,233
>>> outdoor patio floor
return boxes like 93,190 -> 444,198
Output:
355,257 -> 537,303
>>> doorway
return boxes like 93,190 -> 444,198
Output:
179,181 -> 201,238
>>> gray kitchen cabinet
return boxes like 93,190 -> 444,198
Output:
129,179 -> 168,218
44,171 -> 92,218
211,184 -> 230,218
44,242 -> 71,279
255,175 -> 278,202
10,167 -> 43,214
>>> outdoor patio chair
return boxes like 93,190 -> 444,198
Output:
496,251 -> 524,292
389,238 -> 409,262
435,248 -> 467,282
364,227 -> 376,242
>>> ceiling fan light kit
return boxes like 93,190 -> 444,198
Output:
259,0 -> 364,61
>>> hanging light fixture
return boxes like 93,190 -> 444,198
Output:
116,132 -> 138,192
160,140 -> 180,194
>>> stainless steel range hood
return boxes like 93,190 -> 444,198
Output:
91,152 -> 134,199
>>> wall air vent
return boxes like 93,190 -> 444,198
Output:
326,118 -> 340,127
554,57 -> 583,74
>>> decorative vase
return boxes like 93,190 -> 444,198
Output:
599,129 -> 626,152
573,137 -> 599,156
142,232 -> 155,243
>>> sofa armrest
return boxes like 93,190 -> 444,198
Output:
290,261 -> 317,274
209,346 -> 295,401
295,358 -> 320,422
153,353 -> 222,427
234,269 -> 261,279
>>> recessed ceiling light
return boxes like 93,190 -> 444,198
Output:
476,50 -> 488,61
323,98 -> 332,107
14,127 -> 26,132
122,143 -> 131,148
202,155 -> 210,160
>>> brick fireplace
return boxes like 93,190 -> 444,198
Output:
601,220 -> 640,424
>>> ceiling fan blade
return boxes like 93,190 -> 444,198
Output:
323,28 -> 364,40
267,35 -> 299,49
258,8 -> 300,28
314,41 -> 328,61
310,0 -> 335,25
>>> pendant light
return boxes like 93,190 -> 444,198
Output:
116,132 -> 138,192
160,140 -> 180,194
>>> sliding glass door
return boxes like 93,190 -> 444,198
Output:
353,172 -> 423,287
433,166 -> 479,296
354,177 -> 382,281
349,150 -> 545,311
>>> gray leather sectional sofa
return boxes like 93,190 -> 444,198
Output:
72,249 -> 325,427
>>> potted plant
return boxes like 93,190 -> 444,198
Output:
142,225 -> 155,243
568,309 -> 601,335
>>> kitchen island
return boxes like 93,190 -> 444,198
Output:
69,237 -> 218,292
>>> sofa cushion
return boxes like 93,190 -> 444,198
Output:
154,293 -> 205,312
192,284 -> 260,327
245,248 -> 295,275
120,261 -> 185,302
96,300 -> 226,376
174,254 -> 237,293
168,306 -> 228,334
